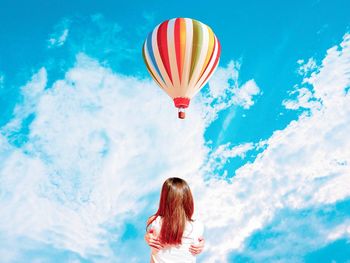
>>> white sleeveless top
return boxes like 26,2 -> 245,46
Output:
149,216 -> 204,263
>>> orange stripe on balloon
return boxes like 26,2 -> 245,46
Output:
174,18 -> 186,83
157,20 -> 173,84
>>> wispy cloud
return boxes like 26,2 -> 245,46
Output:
205,61 -> 261,144
327,220 -> 350,241
233,79 -> 261,109
0,74 -> 4,87
48,19 -> 71,48
45,15 -> 134,74
282,87 -> 322,111
204,142 -> 255,174
200,61 -> 261,126
48,28 -> 69,47
297,58 -> 318,77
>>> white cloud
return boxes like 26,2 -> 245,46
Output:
282,86 -> 322,111
48,19 -> 70,48
2,68 -> 47,138
205,142 -> 255,173
297,58 -> 318,76
48,29 -> 69,48
327,221 -> 350,241
214,78 -> 261,143
208,61 -> 240,99
200,61 -> 261,124
233,79 -> 261,109
215,142 -> 254,160
283,58 -> 322,112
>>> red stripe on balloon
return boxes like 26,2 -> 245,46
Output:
157,20 -> 173,84
174,18 -> 183,83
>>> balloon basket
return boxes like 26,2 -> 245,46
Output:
178,108 -> 186,119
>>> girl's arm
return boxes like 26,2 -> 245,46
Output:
145,216 -> 164,251
189,237 -> 205,255
145,228 -> 164,251
189,219 -> 205,255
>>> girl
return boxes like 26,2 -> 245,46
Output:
146,177 -> 204,263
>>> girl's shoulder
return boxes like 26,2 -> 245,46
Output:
146,215 -> 160,233
148,215 -> 162,230
147,215 -> 158,225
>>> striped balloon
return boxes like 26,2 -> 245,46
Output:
142,17 -> 221,119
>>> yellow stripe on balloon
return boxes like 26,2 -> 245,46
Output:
198,26 -> 215,80
188,21 -> 210,94
191,36 -> 220,96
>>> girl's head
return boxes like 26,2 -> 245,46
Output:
148,177 -> 194,245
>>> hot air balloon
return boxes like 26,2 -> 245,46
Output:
142,18 -> 221,119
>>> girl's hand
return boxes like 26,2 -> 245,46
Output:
145,229 -> 164,251
189,237 -> 205,255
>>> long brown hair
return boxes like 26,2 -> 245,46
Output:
147,177 -> 194,245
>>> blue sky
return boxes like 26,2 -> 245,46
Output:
0,0 -> 350,262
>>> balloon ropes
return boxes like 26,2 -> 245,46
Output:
142,18 -> 221,119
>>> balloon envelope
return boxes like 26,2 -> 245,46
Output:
142,18 -> 221,118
